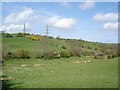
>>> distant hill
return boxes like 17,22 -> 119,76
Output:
2,33 -> 119,59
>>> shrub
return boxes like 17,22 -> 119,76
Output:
68,50 -> 74,57
87,47 -> 91,49
16,33 -> 23,37
107,55 -> 112,59
95,48 -> 97,50
48,36 -> 53,39
5,33 -> 13,37
80,50 -> 94,56
44,51 -> 60,59
2,46 -> 11,59
72,48 -> 81,57
60,51 -> 70,58
36,51 -> 45,59
61,45 -> 67,49
6,52 -> 13,59
81,46 -> 84,48
27,35 -> 40,41
13,49 -> 30,59
93,52 -> 107,59
2,51 -> 13,59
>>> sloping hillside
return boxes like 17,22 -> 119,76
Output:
2,34 -> 118,59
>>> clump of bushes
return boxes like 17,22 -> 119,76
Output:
48,36 -> 53,39
16,33 -> 23,37
2,51 -> 13,59
45,51 -> 60,59
60,51 -> 70,58
27,35 -> 40,41
36,51 -> 60,59
72,48 -> 81,57
2,49 -> 31,59
80,50 -> 94,57
13,49 -> 30,59
5,33 -> 13,37
93,52 -> 107,59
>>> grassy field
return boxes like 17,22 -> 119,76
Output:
2,36 -> 118,88
2,57 -> 118,88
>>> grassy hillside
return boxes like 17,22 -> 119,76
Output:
1,34 -> 118,88
2,34 -> 118,59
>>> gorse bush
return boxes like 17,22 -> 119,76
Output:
60,51 -> 70,58
13,49 -> 30,59
27,35 -> 40,41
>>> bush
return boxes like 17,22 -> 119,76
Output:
2,51 -> 13,59
27,35 -> 40,41
68,50 -> 74,57
48,36 -> 53,39
87,47 -> 91,49
44,51 -> 60,59
2,46 -> 11,59
80,50 -> 94,56
81,46 -> 84,48
5,33 -> 13,37
6,52 -> 13,59
13,49 -> 30,59
93,52 -> 107,59
61,45 -> 67,49
36,51 -> 45,59
60,51 -> 70,58
16,33 -> 23,37
107,55 -> 112,59
72,48 -> 81,57
95,48 -> 97,50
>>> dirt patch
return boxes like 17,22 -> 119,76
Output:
73,60 -> 92,64
73,61 -> 80,64
82,60 -> 92,63
21,65 -> 27,67
0,77 -> 15,80
33,64 -> 44,67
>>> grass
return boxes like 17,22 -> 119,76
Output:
2,57 -> 118,88
2,36 -> 118,88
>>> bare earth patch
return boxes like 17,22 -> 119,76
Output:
0,77 -> 15,80
21,65 -> 27,67
73,60 -> 92,64
33,64 -> 44,67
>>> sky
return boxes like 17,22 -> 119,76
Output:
1,1 -> 119,43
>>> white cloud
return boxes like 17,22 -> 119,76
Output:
103,22 -> 118,30
47,16 -> 76,29
4,8 -> 34,24
93,13 -> 118,21
79,0 -> 95,11
2,23 -> 30,33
